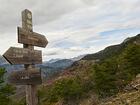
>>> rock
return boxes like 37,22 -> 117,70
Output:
136,74 -> 140,78
126,99 -> 131,104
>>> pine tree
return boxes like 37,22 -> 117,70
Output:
0,68 -> 15,105
94,57 -> 118,97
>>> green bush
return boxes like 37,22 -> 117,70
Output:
0,68 -> 16,105
39,78 -> 84,104
93,44 -> 140,97
93,58 -> 118,97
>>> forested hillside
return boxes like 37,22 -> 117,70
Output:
37,34 -> 140,105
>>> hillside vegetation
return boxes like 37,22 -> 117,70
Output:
1,34 -> 139,105
37,34 -> 140,105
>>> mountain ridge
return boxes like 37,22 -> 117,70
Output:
38,34 -> 140,105
82,34 -> 140,61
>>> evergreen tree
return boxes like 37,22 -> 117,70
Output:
0,68 -> 15,105
94,57 -> 118,97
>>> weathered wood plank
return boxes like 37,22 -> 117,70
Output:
22,9 -> 33,31
18,27 -> 48,48
22,9 -> 38,105
3,47 -> 42,64
8,68 -> 42,85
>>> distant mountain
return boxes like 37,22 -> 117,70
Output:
44,55 -> 85,64
43,59 -> 73,68
41,59 -> 74,79
0,55 -> 75,79
82,34 -> 140,60
0,55 -> 7,65
47,59 -> 61,63
71,55 -> 85,61
41,55 -> 85,79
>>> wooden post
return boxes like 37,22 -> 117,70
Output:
22,9 -> 38,105
3,9 -> 48,105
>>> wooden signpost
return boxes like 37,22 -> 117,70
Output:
8,68 -> 42,85
18,27 -> 48,47
3,9 -> 48,105
3,47 -> 42,64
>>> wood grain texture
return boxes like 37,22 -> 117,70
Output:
18,27 -> 48,47
8,68 -> 42,85
22,9 -> 38,105
22,9 -> 33,31
3,47 -> 42,64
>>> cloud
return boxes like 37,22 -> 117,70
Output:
43,46 -> 96,60
44,52 -> 58,56
0,0 -> 140,61
0,0 -> 87,33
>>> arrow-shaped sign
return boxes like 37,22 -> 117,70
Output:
18,27 -> 48,48
3,47 -> 42,64
8,68 -> 42,85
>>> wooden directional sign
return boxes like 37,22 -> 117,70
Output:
8,68 -> 42,85
3,9 -> 47,105
18,27 -> 48,47
3,47 -> 42,64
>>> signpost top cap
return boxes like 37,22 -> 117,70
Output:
22,9 -> 32,14
22,9 -> 32,19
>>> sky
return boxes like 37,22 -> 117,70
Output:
0,0 -> 140,61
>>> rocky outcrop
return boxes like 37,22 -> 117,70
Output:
100,75 -> 140,105
124,74 -> 140,91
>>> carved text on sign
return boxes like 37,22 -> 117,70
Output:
3,47 -> 42,64
8,68 -> 42,85
18,27 -> 48,47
